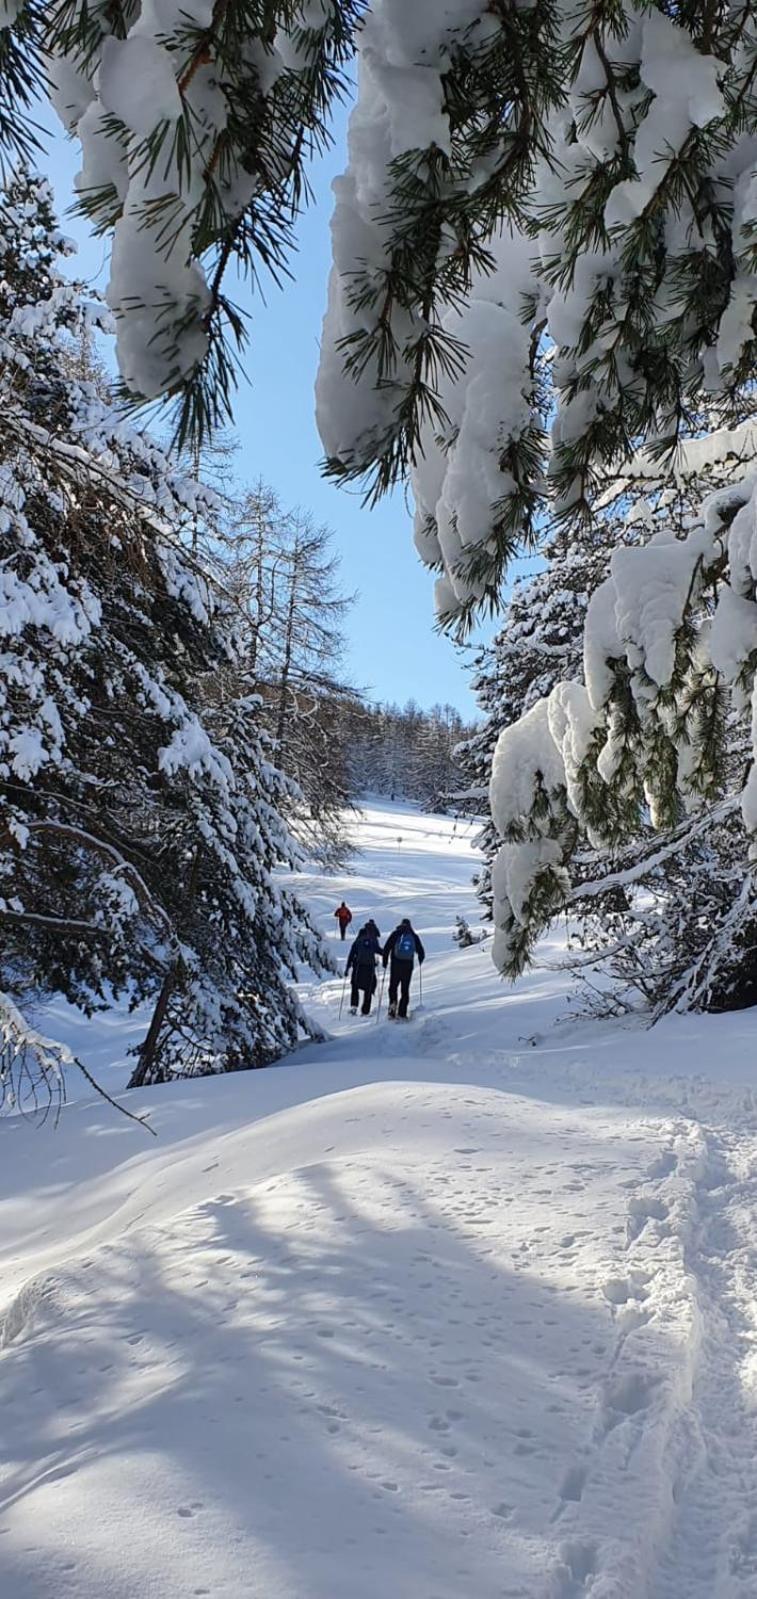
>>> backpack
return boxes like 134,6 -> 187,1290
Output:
353,934 -> 374,965
395,929 -> 416,960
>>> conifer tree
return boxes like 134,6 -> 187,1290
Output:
486,421 -> 757,1011
461,512 -> 651,920
460,556 -> 591,920
348,701 -> 475,811
208,482 -> 360,867
0,168 -> 329,1106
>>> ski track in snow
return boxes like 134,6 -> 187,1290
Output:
3,799 -> 757,1597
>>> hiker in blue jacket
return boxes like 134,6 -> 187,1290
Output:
346,924 -> 383,1016
383,918 -> 425,1019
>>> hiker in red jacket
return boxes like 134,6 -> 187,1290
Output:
334,901 -> 353,941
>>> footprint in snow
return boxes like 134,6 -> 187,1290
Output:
558,1463 -> 587,1504
645,1148 -> 677,1182
557,1539 -> 597,1589
602,1275 -> 646,1306
626,1195 -> 670,1241
601,1370 -> 658,1428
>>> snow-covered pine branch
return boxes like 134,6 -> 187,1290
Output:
2,1 -> 752,620
0,988 -> 156,1129
316,0 -> 558,626
562,800 -> 757,1018
460,499 -> 650,926
0,990 -> 72,1121
317,2 -> 757,624
486,418 -> 757,1015
0,1 -> 364,452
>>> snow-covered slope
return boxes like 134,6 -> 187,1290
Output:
3,801 -> 757,1598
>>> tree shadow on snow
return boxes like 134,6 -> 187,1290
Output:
0,1116 -> 670,1599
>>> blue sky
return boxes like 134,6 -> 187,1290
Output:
43,106 -> 498,717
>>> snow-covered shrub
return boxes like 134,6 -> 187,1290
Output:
452,914 -> 486,949
453,915 -> 474,949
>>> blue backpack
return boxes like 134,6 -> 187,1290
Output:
395,928 -> 416,960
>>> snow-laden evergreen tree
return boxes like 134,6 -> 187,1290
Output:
459,551 -> 593,917
487,421 -> 757,1010
461,508 -> 652,919
0,169 -> 329,1106
566,793 -> 757,1019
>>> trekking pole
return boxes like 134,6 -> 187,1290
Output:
338,970 -> 348,1020
377,967 -> 386,1023
419,962 -> 423,1010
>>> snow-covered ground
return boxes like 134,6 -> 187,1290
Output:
3,800 -> 757,1597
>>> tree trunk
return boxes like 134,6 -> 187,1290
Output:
128,844 -> 203,1088
127,963 -> 176,1088
275,542 -> 300,758
248,500 -> 267,675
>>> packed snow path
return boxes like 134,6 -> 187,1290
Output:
3,802 -> 757,1597
648,1126 -> 757,1599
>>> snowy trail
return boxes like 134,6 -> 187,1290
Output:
650,1125 -> 757,1599
4,800 -> 757,1597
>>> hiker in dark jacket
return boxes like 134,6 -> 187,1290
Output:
365,918 -> 381,940
346,926 -> 383,1015
382,918 -> 425,1019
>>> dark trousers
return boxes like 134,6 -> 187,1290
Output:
351,966 -> 376,1014
388,959 -> 412,1017
339,923 -> 348,941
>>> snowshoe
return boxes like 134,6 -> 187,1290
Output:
349,1006 -> 357,1015
388,1004 -> 397,1019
